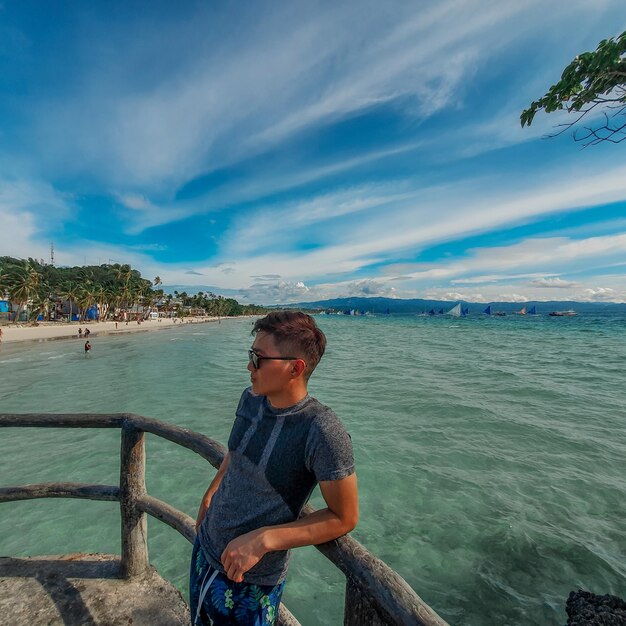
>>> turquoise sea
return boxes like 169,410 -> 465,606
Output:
0,313 -> 625,625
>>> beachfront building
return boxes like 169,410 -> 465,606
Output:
0,299 -> 10,323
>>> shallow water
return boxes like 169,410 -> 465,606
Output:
0,314 -> 625,625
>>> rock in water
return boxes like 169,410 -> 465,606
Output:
566,590 -> 626,625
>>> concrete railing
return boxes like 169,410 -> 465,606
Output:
0,413 -> 449,626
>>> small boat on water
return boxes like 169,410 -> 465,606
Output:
446,303 -> 468,317
484,305 -> 507,316
549,310 -> 577,317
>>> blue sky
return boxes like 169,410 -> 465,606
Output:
1,1 -> 625,304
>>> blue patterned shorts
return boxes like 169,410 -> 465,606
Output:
190,537 -> 285,625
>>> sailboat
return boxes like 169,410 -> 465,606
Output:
462,306 -> 469,316
483,305 -> 491,315
527,305 -> 537,315
446,303 -> 466,317
428,309 -> 436,316
515,306 -> 527,315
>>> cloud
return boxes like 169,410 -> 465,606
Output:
498,294 -> 529,303
433,292 -> 470,302
240,279 -> 311,304
215,160 -> 626,290
133,243 -> 167,252
0,179 -> 73,260
344,279 -> 397,297
117,193 -> 154,211
397,232 -> 626,285
531,277 -> 578,288
452,273 -> 548,285
582,287 -> 617,300
10,0 -> 587,194
3,2 -> 625,308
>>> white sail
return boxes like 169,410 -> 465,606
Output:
446,303 -> 462,317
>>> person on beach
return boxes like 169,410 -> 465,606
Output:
84,328 -> 90,338
191,311 -> 358,626
84,340 -> 91,354
78,327 -> 83,337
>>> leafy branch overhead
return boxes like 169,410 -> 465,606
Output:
521,30 -> 626,146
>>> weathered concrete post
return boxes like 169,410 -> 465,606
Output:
120,422 -> 149,578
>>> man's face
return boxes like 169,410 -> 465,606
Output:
247,332 -> 295,397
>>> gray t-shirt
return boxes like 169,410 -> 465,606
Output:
198,387 -> 355,586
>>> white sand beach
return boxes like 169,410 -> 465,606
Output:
0,317 -> 222,344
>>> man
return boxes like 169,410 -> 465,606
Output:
191,311 -> 358,625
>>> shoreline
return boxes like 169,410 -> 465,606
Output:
0,317 -> 225,345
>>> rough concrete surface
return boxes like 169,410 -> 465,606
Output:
0,553 -> 190,625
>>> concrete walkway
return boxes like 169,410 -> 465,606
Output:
0,553 -> 190,625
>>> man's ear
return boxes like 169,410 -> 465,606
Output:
292,359 -> 307,378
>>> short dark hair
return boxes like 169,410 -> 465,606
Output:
252,311 -> 326,380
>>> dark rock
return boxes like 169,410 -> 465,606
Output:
566,590 -> 626,625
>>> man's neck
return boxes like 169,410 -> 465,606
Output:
266,385 -> 308,409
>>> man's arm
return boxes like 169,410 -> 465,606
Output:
221,473 -> 358,582
195,452 -> 230,532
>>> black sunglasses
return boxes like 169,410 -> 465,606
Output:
248,349 -> 300,370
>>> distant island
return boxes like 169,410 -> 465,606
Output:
282,296 -> 626,315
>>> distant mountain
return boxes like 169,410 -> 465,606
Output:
282,297 -> 626,314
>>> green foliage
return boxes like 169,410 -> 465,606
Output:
521,30 -> 626,145
0,256 -> 269,322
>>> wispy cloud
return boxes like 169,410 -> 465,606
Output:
2,2 -> 626,305
531,277 -> 578,288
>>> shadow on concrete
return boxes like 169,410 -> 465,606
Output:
34,573 -> 97,626
0,554 -> 191,625
0,555 -> 121,579
0,555 -> 120,626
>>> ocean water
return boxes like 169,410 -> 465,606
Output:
0,313 -> 625,625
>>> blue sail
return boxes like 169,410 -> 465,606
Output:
428,309 -> 436,316
483,305 -> 491,315
438,308 -> 444,314
528,305 -> 536,315
462,306 -> 469,316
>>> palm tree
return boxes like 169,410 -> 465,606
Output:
58,282 -> 80,323
93,285 -> 108,321
153,276 -> 162,287
77,284 -> 97,321
28,288 -> 51,322
6,260 -> 41,323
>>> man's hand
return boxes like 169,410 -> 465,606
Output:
221,529 -> 268,583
